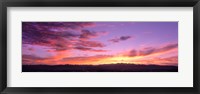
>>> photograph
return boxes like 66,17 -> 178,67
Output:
2,0 -> 200,93
22,22 -> 178,72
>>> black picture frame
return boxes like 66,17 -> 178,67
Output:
0,0 -> 200,94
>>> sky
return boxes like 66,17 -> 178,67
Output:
22,22 -> 178,66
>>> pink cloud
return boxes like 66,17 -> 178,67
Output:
125,43 -> 178,57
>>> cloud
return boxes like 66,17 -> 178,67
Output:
22,22 -> 108,52
60,55 -> 113,65
74,46 -> 107,52
23,54 -> 48,60
22,22 -> 95,32
22,24 -> 75,51
23,50 -> 72,65
22,42 -> 178,65
28,48 -> 35,52
134,56 -> 178,66
80,30 -> 98,40
92,49 -> 108,52
120,36 -> 132,40
157,43 -> 178,52
109,36 -> 132,43
139,47 -> 155,56
22,54 -> 50,65
125,43 -> 178,57
74,46 -> 92,51
79,30 -> 108,40
22,22 -> 109,65
23,54 -> 112,65
128,49 -> 138,56
76,40 -> 105,48
139,43 -> 178,56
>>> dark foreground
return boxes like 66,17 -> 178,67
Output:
22,64 -> 178,72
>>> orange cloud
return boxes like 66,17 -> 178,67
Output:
133,56 -> 178,66
23,50 -> 72,65
58,55 -> 113,65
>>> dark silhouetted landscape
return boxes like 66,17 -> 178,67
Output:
22,64 -> 178,72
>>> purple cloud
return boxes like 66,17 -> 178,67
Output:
126,43 -> 178,57
128,49 -> 138,56
22,22 -> 108,52
109,36 -> 132,43
74,46 -> 107,52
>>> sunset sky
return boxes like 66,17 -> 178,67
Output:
22,22 -> 178,66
